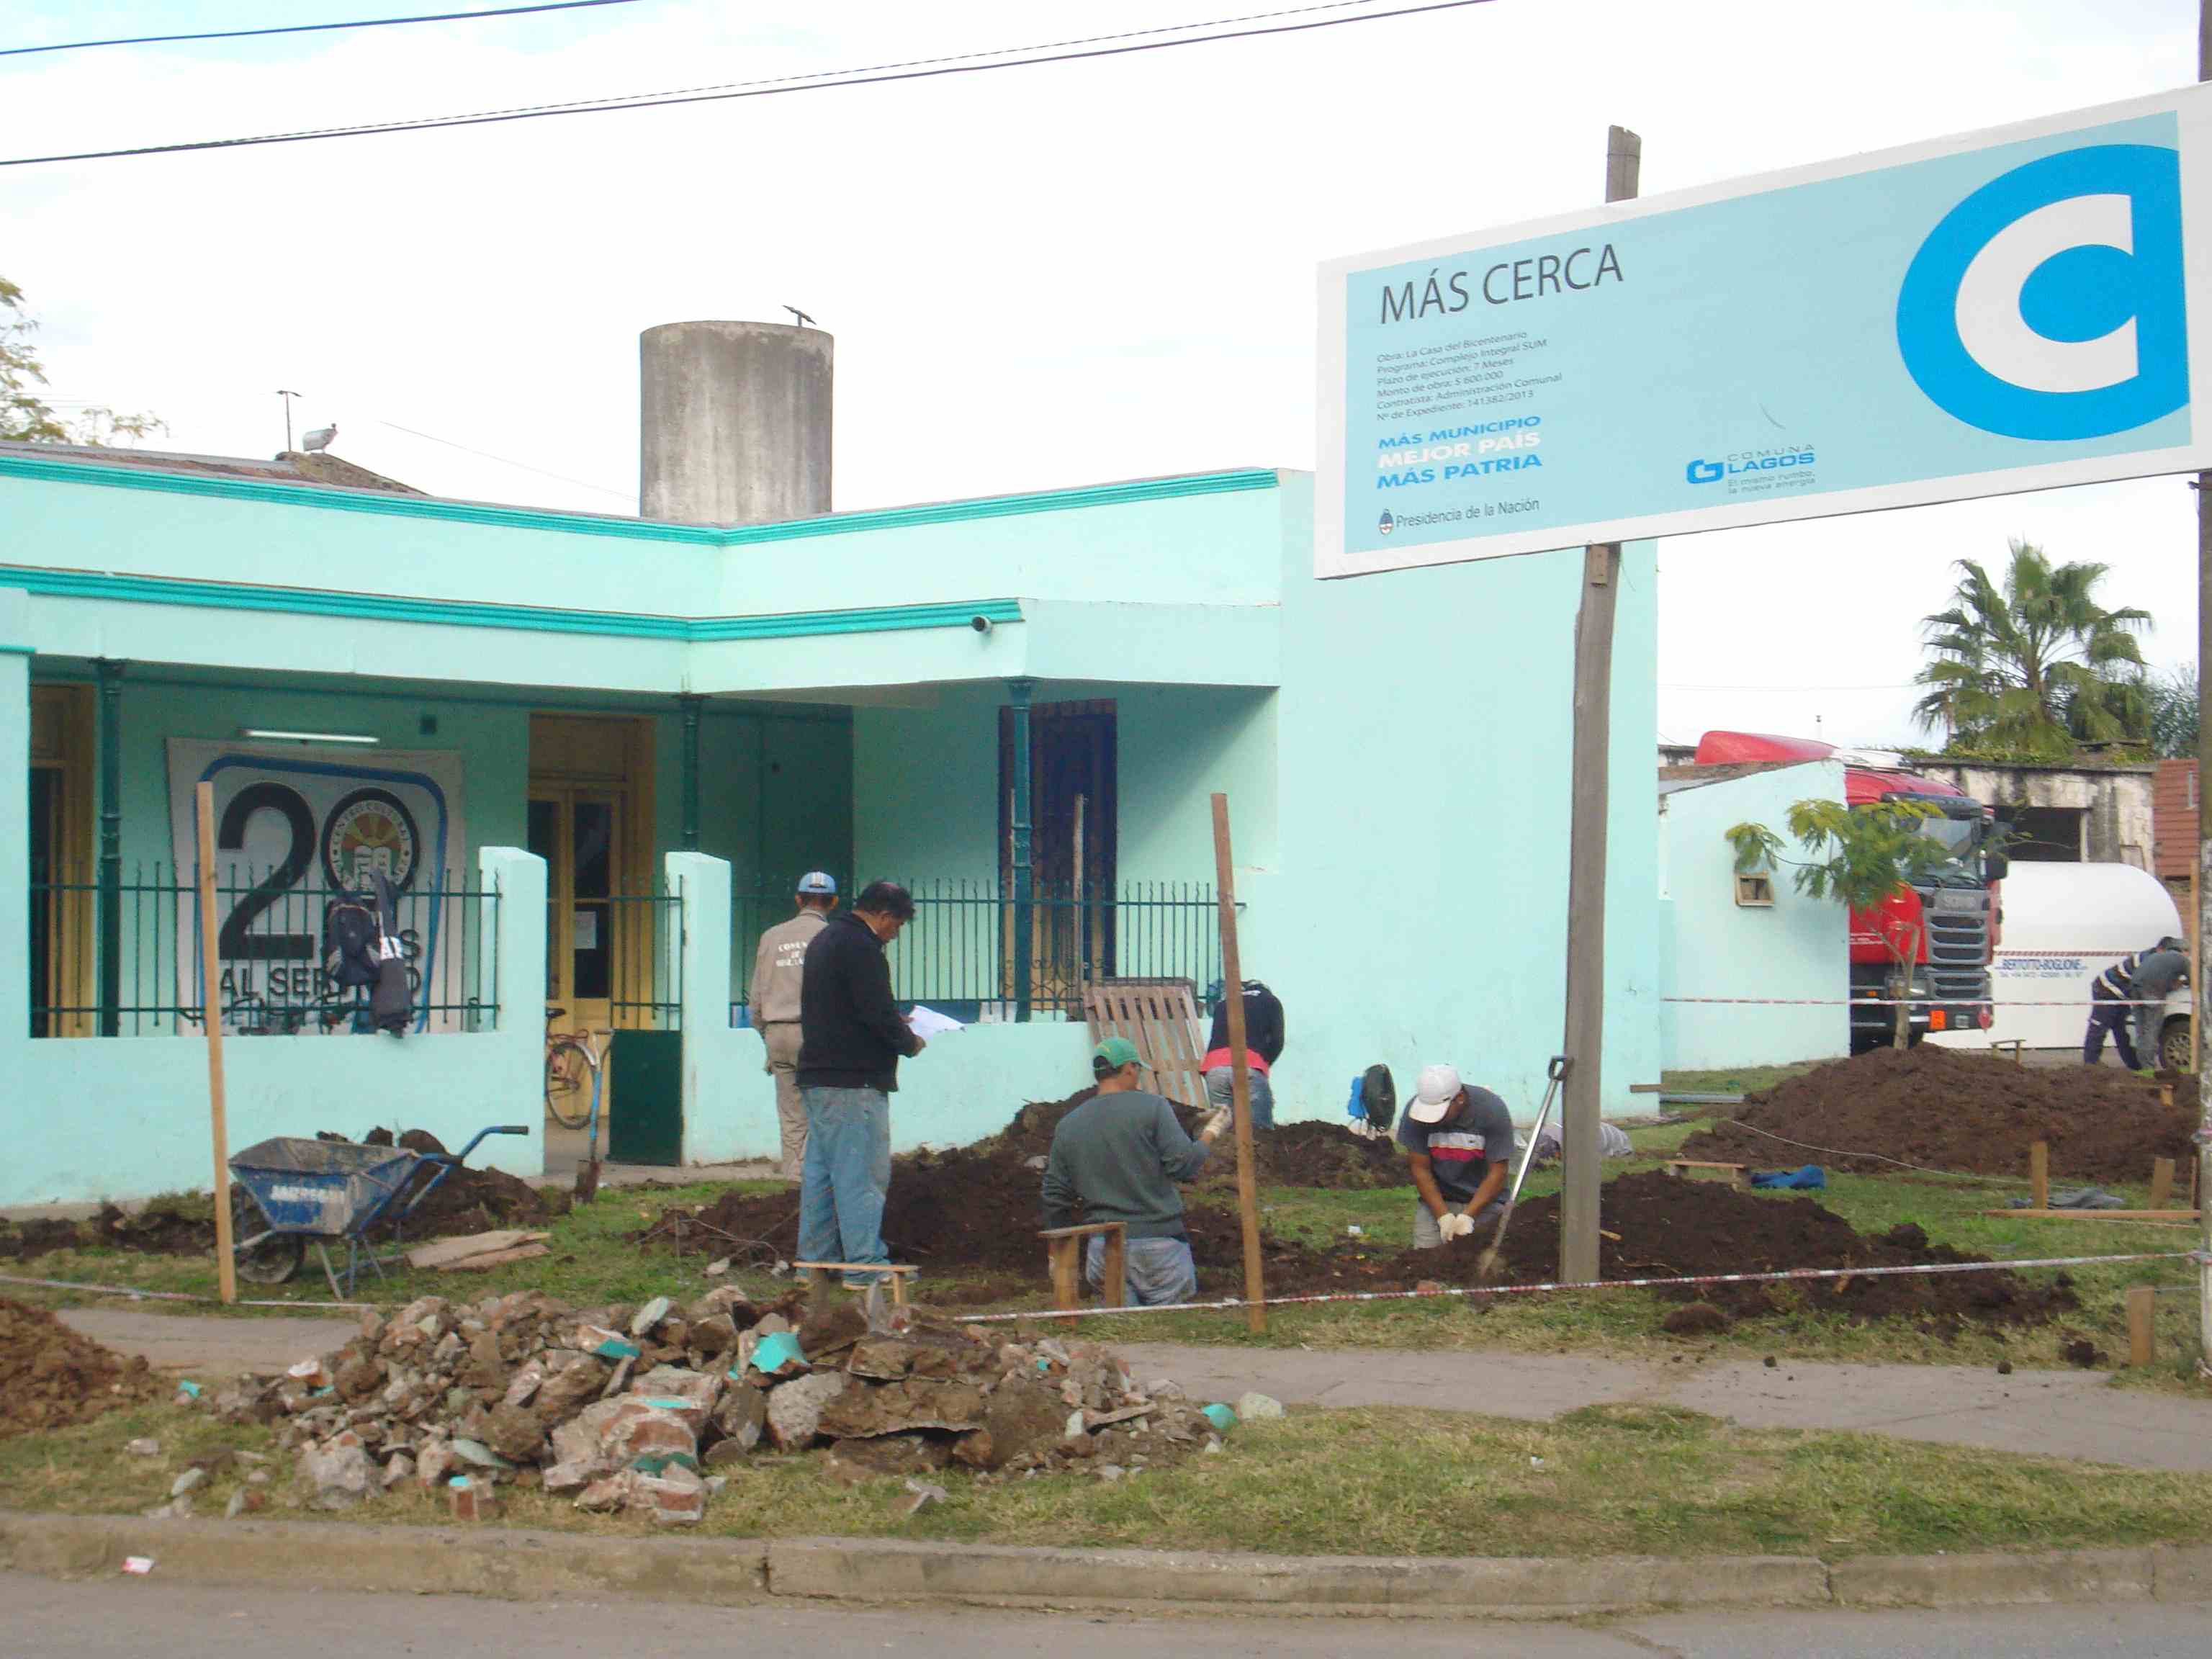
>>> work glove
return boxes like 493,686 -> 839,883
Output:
1200,1107 -> 1233,1141
1437,1211 -> 1475,1241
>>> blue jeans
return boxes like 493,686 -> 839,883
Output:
1204,1066 -> 1275,1130
1085,1234 -> 1198,1307
797,1086 -> 891,1286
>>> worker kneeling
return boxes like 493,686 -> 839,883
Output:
1040,1038 -> 1230,1306
1400,1063 -> 1516,1249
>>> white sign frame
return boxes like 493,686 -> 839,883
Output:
1318,84 -> 2212,579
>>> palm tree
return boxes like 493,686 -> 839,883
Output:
1912,540 -> 2152,758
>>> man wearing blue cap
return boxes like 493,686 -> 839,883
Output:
751,873 -> 839,1182
1040,1038 -> 1231,1305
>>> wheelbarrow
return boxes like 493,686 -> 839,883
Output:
228,1125 -> 530,1298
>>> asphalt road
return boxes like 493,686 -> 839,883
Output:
9,1575 -> 2208,1658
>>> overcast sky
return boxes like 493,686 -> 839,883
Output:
1,0 -> 2201,746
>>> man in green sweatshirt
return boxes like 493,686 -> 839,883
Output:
1040,1038 -> 1230,1305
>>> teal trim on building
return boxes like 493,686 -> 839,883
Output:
1,562 -> 1025,643
0,451 -> 1280,546
0,644 -> 30,656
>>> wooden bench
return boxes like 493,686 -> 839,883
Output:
1039,1223 -> 1126,1310
793,1261 -> 917,1308
1664,1159 -> 1748,1186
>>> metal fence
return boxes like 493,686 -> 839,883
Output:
27,866 -> 499,1038
730,878 -> 1228,1022
601,881 -> 685,1032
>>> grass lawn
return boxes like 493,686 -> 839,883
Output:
1659,1064 -> 1822,1097
6,1120 -> 2203,1382
4,1396 -> 2206,1560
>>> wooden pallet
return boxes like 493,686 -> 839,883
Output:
1082,978 -> 1208,1109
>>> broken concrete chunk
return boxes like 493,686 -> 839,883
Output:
1233,1392 -> 1285,1422
482,1403 -> 550,1463
297,1439 -> 375,1511
629,1296 -> 673,1337
818,1379 -> 986,1440
382,1453 -> 416,1489
795,1300 -> 868,1359
125,1438 -> 160,1457
846,1339 -> 921,1381
764,1370 -> 850,1450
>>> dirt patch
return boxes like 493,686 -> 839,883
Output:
0,1218 -> 89,1260
989,1092 -> 1405,1191
1680,1046 -> 2197,1184
0,1297 -> 161,1437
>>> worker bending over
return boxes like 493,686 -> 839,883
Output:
1040,1038 -> 1229,1305
2083,935 -> 2188,1073
1398,1064 -> 1517,1248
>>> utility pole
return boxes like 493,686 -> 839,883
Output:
2195,0 -> 2211,1380
276,390 -> 301,453
1560,125 -> 1641,1286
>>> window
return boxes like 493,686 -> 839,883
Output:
1734,872 -> 1775,907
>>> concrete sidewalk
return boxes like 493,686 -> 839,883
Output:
58,1310 -> 2212,1473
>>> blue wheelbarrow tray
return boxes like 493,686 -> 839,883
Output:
230,1136 -> 431,1299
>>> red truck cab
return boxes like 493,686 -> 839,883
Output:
1694,732 -> 2002,1051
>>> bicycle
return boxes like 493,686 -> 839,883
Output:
543,1007 -> 608,1130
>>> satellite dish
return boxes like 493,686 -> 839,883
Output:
1359,1064 -> 1396,1134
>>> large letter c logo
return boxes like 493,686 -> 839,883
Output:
1896,144 -> 2187,440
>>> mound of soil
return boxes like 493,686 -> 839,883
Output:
0,1218 -> 88,1260
0,1297 -> 161,1437
990,1092 -> 1406,1191
1680,1046 -> 2197,1184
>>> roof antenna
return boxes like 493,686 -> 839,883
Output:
783,305 -> 816,328
276,389 -> 302,454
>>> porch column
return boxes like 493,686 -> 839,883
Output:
96,657 -> 125,1037
678,693 -> 704,852
1007,677 -> 1036,1023
1,595 -> 29,1046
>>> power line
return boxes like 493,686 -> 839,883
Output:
371,418 -> 633,500
0,0 -> 1499,167
2,0 -> 643,58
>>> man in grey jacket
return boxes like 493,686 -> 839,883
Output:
750,873 -> 837,1180
2084,936 -> 2189,1072
1040,1038 -> 1228,1305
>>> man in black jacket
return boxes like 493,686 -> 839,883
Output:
796,881 -> 925,1285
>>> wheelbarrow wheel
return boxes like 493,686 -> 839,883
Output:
230,1187 -> 305,1285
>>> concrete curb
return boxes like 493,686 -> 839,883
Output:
3,1511 -> 2208,1619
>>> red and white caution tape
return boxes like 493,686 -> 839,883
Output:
0,1271 -> 377,1310
952,1249 -> 2195,1324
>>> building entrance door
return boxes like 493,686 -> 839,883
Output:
1000,698 -> 1118,1007
526,787 -> 624,1039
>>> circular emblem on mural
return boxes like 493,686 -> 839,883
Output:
322,788 -> 422,891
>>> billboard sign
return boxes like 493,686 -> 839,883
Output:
1317,86 -> 2212,577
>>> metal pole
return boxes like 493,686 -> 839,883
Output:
678,693 -> 703,852
96,658 -> 124,1038
1211,793 -> 1267,1334
1008,678 -> 1036,1022
1560,125 -> 1641,1287
2195,0 -> 2212,1380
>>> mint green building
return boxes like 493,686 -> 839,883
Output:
1,436 -> 1659,1207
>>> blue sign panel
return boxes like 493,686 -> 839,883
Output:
1317,89 -> 2212,577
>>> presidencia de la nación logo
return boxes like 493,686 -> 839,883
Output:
1315,86 -> 2212,579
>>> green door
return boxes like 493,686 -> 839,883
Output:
606,1030 -> 683,1165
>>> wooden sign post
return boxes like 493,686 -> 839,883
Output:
195,782 -> 238,1305
1210,793 -> 1267,1334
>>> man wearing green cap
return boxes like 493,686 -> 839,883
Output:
1040,1038 -> 1231,1305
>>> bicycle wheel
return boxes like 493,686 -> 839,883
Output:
230,1186 -> 304,1286
544,1038 -> 595,1128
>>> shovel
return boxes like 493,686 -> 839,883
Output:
1476,1054 -> 1568,1282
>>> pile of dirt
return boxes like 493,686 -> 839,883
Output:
1278,1171 -> 2072,1328
1680,1046 -> 2198,1184
991,1092 -> 1406,1191
0,1218 -> 86,1260
0,1297 -> 161,1437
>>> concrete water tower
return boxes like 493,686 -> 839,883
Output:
639,320 -> 832,525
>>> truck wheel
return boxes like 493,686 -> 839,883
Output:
2161,1016 -> 2192,1074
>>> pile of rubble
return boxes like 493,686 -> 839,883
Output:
207,1286 -> 1231,1526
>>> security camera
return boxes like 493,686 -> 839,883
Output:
970,615 -> 993,634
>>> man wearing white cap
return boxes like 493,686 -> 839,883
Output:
1395,1064 -> 1517,1249
750,873 -> 839,1182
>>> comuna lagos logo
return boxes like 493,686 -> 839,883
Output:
1896,143 -> 2187,441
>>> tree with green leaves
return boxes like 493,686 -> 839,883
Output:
2147,663 -> 2199,760
1911,539 -> 2151,760
1726,799 -> 1950,1051
2,275 -> 164,446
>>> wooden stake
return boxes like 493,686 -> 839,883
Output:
2029,1141 -> 2049,1213
195,782 -> 237,1306
2151,1157 -> 2176,1213
1210,793 -> 1267,1334
2127,1284 -> 2157,1368
1560,125 -> 1641,1286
